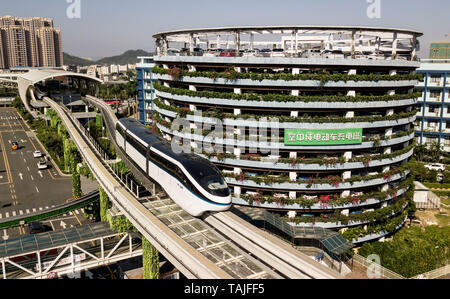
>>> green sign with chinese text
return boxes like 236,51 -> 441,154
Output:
284,128 -> 363,146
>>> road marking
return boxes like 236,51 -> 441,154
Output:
30,175 -> 34,181
38,171 -> 43,178
19,210 -> 23,215
26,209 -> 30,214
35,186 -> 39,193
12,211 -> 16,217
27,166 -> 30,172
23,158 -> 26,163
60,221 -> 67,229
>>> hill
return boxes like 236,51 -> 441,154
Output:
63,49 -> 153,66
62,52 -> 94,67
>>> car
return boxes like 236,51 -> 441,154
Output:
37,159 -> 47,170
270,48 -> 286,57
425,164 -> 445,172
33,151 -> 42,158
29,222 -> 46,234
11,141 -> 19,151
219,50 -> 239,57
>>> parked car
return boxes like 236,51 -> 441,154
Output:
270,48 -> 285,57
425,164 -> 445,172
37,159 -> 47,170
33,150 -> 42,158
219,50 -> 239,57
11,141 -> 19,151
29,222 -> 46,234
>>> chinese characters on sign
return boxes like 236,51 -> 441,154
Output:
285,128 -> 363,146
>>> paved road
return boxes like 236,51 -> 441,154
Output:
0,107 -> 94,240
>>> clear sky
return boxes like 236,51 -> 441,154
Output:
2,0 -> 449,59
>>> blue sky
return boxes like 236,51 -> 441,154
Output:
2,0 -> 449,59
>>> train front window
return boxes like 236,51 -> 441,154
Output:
183,159 -> 230,197
203,176 -> 228,191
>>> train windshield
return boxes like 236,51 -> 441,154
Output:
200,175 -> 229,197
183,159 -> 230,197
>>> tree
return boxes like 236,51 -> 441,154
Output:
413,143 -> 428,162
409,161 -> 428,182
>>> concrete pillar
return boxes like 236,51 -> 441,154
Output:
392,32 -> 398,57
344,151 -> 352,162
289,172 -> 297,181
234,148 -> 241,157
345,111 -> 355,118
250,33 -> 254,51
235,31 -> 241,52
234,186 -> 241,197
216,35 -> 221,49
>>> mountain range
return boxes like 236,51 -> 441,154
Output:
63,49 -> 153,66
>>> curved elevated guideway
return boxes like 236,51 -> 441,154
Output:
83,95 -> 342,279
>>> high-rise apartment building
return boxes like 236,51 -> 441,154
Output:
0,15 -> 63,69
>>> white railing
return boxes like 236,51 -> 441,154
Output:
352,254 -> 406,279
413,264 -> 450,279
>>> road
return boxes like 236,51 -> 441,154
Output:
0,107 -> 92,239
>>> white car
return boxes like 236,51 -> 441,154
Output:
33,151 -> 42,158
425,164 -> 445,172
37,160 -> 47,170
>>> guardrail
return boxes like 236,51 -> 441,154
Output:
352,254 -> 406,279
0,190 -> 99,229
413,264 -> 450,279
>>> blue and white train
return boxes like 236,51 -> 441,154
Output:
115,118 -> 232,217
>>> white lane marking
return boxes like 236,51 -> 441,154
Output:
30,175 -> 34,181
19,173 -> 23,180
35,186 -> 40,193
38,171 -> 43,178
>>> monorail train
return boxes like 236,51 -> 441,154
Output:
115,118 -> 232,217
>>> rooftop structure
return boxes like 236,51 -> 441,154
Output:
153,25 -> 422,61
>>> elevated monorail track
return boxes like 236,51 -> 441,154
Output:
83,95 -> 342,279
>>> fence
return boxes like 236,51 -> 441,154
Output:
413,264 -> 450,279
352,254 -> 406,279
